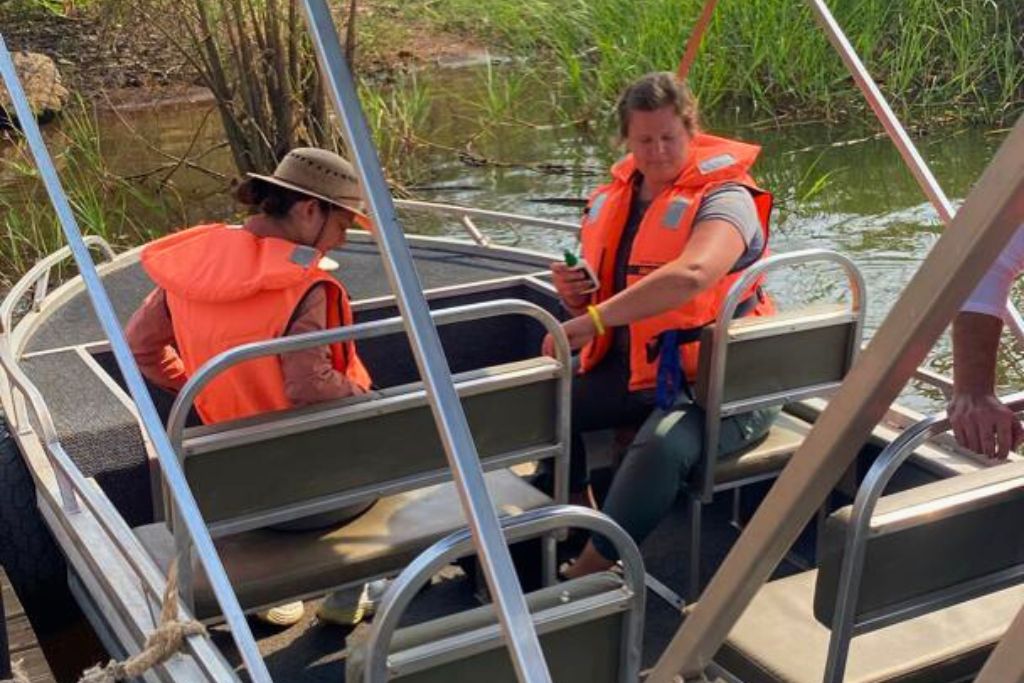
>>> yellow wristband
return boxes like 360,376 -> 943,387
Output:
586,305 -> 607,336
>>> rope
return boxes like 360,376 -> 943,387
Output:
1,658 -> 30,683
77,560 -> 207,682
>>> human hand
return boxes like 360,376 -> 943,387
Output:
550,262 -> 592,312
541,314 -> 598,358
948,391 -> 1024,459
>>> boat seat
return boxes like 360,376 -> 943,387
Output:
346,572 -> 628,683
135,470 -> 549,620
150,350 -> 569,618
176,357 -> 562,527
716,570 -> 1022,683
713,412 -> 810,485
716,461 -> 1024,682
684,301 -> 861,600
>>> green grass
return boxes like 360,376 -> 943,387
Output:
408,0 -> 1024,127
0,99 -> 183,288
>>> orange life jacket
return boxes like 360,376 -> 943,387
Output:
141,223 -> 372,424
579,133 -> 775,393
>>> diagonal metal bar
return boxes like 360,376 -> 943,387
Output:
676,0 -> 720,82
975,602 -> 1024,683
805,0 -> 1024,348
647,114 -> 1024,682
0,33 -> 272,682
297,2 -> 552,681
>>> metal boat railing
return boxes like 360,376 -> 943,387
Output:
394,199 -> 578,247
823,391 -> 1024,683
0,32 -> 274,682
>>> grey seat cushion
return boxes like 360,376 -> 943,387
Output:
135,470 -> 550,620
347,572 -> 627,683
714,412 -> 810,486
716,570 -> 1024,683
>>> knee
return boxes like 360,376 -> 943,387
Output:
646,415 -> 703,474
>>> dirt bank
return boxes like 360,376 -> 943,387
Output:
0,1 -> 486,110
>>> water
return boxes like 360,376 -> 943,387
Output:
2,65 -> 1018,412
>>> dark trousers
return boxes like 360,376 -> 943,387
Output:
539,354 -> 779,561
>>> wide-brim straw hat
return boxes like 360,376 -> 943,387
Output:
247,147 -> 371,227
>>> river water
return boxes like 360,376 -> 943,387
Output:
3,65 -> 1020,411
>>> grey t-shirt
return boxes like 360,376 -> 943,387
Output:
610,181 -> 765,356
611,181 -> 764,294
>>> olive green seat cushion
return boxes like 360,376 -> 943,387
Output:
135,470 -> 549,620
713,412 -> 810,485
719,462 -> 1024,683
717,570 -> 1023,683
346,572 -> 627,683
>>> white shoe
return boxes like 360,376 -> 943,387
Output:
256,600 -> 304,627
316,579 -> 389,626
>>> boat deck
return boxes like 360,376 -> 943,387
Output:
3,234 -> 954,681
202,482 -> 823,681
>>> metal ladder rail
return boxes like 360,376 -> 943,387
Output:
298,2 -> 552,681
676,0 -> 1024,348
0,34 -> 273,683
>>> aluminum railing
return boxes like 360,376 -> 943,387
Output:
365,506 -> 646,683
823,391 -> 1024,683
0,33 -> 273,682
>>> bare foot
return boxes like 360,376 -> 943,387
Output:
562,541 -> 615,579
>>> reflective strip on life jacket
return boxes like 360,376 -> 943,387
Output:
578,133 -> 776,393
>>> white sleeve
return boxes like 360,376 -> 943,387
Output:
962,223 -> 1024,318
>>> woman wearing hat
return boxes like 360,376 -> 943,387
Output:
126,147 -> 375,626
127,146 -> 373,426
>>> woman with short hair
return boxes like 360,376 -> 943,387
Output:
544,72 -> 780,577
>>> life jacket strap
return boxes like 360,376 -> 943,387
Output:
652,290 -> 761,410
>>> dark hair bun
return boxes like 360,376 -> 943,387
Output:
235,177 -> 269,207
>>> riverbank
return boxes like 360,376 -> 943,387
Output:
3,1 -> 1021,125
410,0 -> 1024,127
0,1 -> 488,111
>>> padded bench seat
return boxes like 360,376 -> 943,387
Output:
717,570 -> 1024,683
135,470 -> 549,620
714,412 -> 810,485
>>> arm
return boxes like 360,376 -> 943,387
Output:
281,284 -> 367,407
545,219 -> 745,352
125,288 -> 187,392
949,312 -> 1022,458
947,224 -> 1024,458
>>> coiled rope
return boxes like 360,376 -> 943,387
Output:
77,560 -> 206,682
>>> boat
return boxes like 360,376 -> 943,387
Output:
0,0 -> 1022,681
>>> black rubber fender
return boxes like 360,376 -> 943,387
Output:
0,411 -> 71,630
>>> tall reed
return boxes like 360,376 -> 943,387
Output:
0,100 -> 182,287
415,0 -> 1023,126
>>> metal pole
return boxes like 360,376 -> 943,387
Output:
976,603 -> 1024,683
805,0 -> 1024,348
647,114 -> 1024,682
297,3 -> 552,681
0,34 -> 273,683
677,0 -> 720,81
